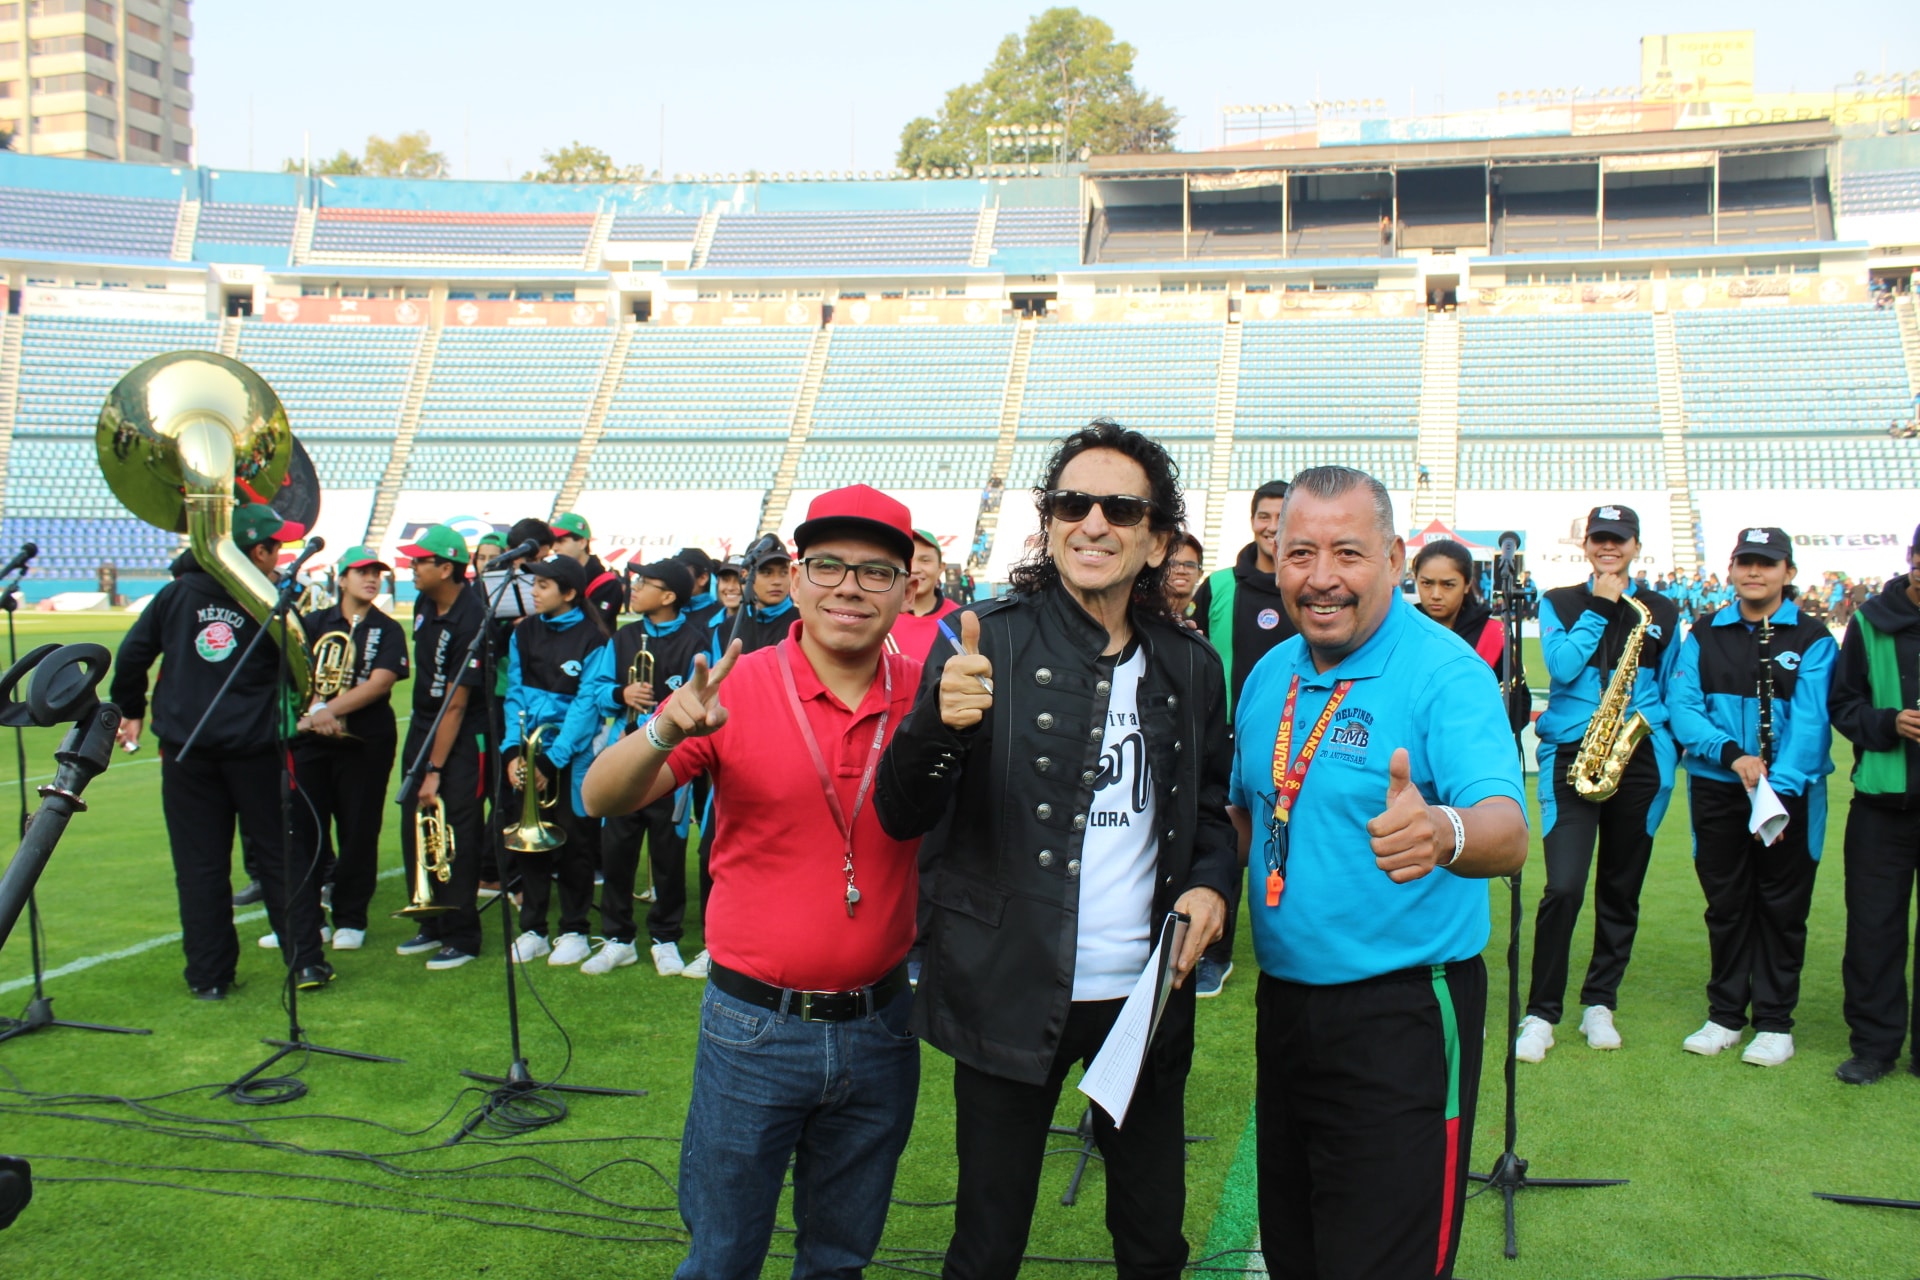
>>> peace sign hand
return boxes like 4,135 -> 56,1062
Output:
654,640 -> 743,748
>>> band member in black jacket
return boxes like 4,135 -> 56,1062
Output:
110,504 -> 329,998
876,421 -> 1235,1278
289,546 -> 409,953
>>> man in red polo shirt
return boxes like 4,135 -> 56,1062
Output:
583,484 -> 923,1280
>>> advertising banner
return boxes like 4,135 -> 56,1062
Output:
1670,273 -> 1866,310
570,490 -> 770,563
662,298 -> 823,327
1060,293 -> 1227,323
1454,491 -> 1673,589
378,491 -> 557,565
303,490 -> 374,567
1572,102 -> 1678,136
837,298 -> 1004,325
22,286 -> 206,320
1243,290 -> 1419,319
1466,282 -> 1645,316
1640,31 -> 1756,103
443,299 -> 609,327
1695,490 -> 1918,580
262,296 -> 428,325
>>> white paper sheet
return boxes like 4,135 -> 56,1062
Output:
1077,914 -> 1187,1129
1748,776 -> 1790,846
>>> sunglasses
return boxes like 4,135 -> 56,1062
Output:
1042,490 -> 1154,528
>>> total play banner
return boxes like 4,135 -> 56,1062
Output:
1454,491 -> 1673,589
1694,490 -> 1918,580
570,490 -> 770,564
377,491 -> 557,565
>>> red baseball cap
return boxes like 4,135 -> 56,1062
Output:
793,485 -> 914,565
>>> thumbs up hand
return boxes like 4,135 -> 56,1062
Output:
1366,748 -> 1444,883
939,611 -> 996,730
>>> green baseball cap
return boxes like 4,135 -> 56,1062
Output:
397,523 -> 470,565
476,531 -> 509,551
551,512 -> 592,541
912,528 -> 941,553
232,503 -> 305,551
335,545 -> 389,572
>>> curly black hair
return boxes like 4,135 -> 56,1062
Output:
1007,419 -> 1186,621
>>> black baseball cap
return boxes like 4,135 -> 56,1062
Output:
1910,523 -> 1920,554
1585,504 -> 1640,541
633,558 -> 694,608
676,547 -> 715,579
524,555 -> 588,596
1731,527 -> 1792,563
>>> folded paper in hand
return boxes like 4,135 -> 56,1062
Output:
1748,776 -> 1789,847
1077,912 -> 1189,1129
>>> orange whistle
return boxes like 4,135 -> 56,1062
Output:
1266,871 -> 1284,907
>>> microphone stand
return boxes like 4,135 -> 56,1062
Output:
401,563 -> 643,1145
1466,545 -> 1626,1259
0,571 -> 148,1045
213,560 -> 400,1102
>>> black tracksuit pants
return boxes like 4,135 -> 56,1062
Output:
1841,797 -> 1920,1062
291,736 -> 396,933
160,744 -> 325,990
398,728 -> 485,956
599,794 -> 685,944
512,760 -> 597,940
1527,744 -> 1661,1024
1689,776 -> 1819,1033
1256,959 -> 1486,1280
945,999 -> 1190,1280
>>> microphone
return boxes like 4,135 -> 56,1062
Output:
0,543 -> 37,579
283,536 -> 326,581
491,538 -> 543,566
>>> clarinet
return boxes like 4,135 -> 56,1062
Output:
1756,617 -> 1775,767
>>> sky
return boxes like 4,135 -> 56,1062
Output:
191,1 -> 1917,180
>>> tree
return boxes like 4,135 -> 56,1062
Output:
363,131 -> 449,179
895,8 -> 1178,171
282,148 -> 364,176
523,141 -> 625,184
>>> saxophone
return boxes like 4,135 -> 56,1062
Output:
1567,593 -> 1653,801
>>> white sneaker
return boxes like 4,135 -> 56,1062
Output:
1515,1015 -> 1555,1063
1580,1005 -> 1622,1050
510,931 -> 551,963
581,939 -> 639,976
331,927 -> 365,951
259,927 -> 330,949
1742,1031 -> 1795,1067
1683,1021 -> 1743,1056
651,939 -> 686,976
548,932 -> 593,966
682,948 -> 711,980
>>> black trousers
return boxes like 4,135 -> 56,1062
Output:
1690,776 -> 1819,1033
1841,798 -> 1920,1062
160,745 -> 325,989
945,999 -> 1189,1280
599,794 -> 685,944
291,735 -> 396,933
1256,959 -> 1486,1280
1526,744 -> 1661,1024
398,729 -> 485,956
512,760 -> 598,939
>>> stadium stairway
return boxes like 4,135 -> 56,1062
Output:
0,315 -> 22,522
757,325 -> 835,536
361,313 -> 442,545
969,207 -> 998,268
965,316 -> 1037,574
1896,294 -> 1920,399
550,322 -> 637,520
1201,317 -> 1244,561
690,210 -> 721,270
582,209 -> 615,271
216,315 -> 241,361
170,198 -> 200,262
1652,312 -> 1703,571
291,204 -> 317,265
1411,312 -> 1459,527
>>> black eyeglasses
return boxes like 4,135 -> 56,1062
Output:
1042,490 -> 1154,527
798,557 -> 905,592
1167,558 -> 1202,573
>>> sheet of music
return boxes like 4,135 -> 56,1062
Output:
1078,912 -> 1189,1129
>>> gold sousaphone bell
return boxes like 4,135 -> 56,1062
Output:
95,350 -> 311,692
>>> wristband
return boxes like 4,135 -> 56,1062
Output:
425,763 -> 442,775
644,715 -> 678,753
1438,805 -> 1466,868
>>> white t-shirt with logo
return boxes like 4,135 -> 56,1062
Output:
1074,646 -> 1160,1001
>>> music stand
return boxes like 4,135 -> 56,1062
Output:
0,570 -> 149,1046
1466,537 -> 1626,1260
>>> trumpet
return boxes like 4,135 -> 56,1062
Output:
624,638 -> 655,729
304,628 -> 360,740
505,721 -> 566,853
395,795 -> 454,919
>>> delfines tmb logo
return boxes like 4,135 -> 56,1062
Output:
196,621 -> 237,662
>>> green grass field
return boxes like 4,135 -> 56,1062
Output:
0,617 -> 1916,1279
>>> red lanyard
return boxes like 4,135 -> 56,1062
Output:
1264,675 -> 1353,907
776,640 -> 892,918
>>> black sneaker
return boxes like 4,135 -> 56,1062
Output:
1835,1055 -> 1896,1085
425,946 -> 476,971
295,963 -> 335,991
395,932 -> 439,956
231,880 -> 264,907
191,983 -> 233,1001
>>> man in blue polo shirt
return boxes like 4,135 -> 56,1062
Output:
1228,466 -> 1527,1280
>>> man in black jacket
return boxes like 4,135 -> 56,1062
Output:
111,504 -> 329,998
877,420 -> 1234,1280
1187,480 -> 1295,996
1828,527 -> 1920,1085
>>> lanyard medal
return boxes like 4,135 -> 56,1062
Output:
1264,675 -> 1353,907
776,640 -> 892,918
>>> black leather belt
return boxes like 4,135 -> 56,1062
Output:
709,961 -> 908,1023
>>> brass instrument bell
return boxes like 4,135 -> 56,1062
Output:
396,795 -> 454,919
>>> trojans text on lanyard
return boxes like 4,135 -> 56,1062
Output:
1264,675 -> 1354,908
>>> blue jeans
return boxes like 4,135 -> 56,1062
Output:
676,979 -> 921,1280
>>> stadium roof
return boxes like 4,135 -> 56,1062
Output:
1089,120 -> 1839,178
